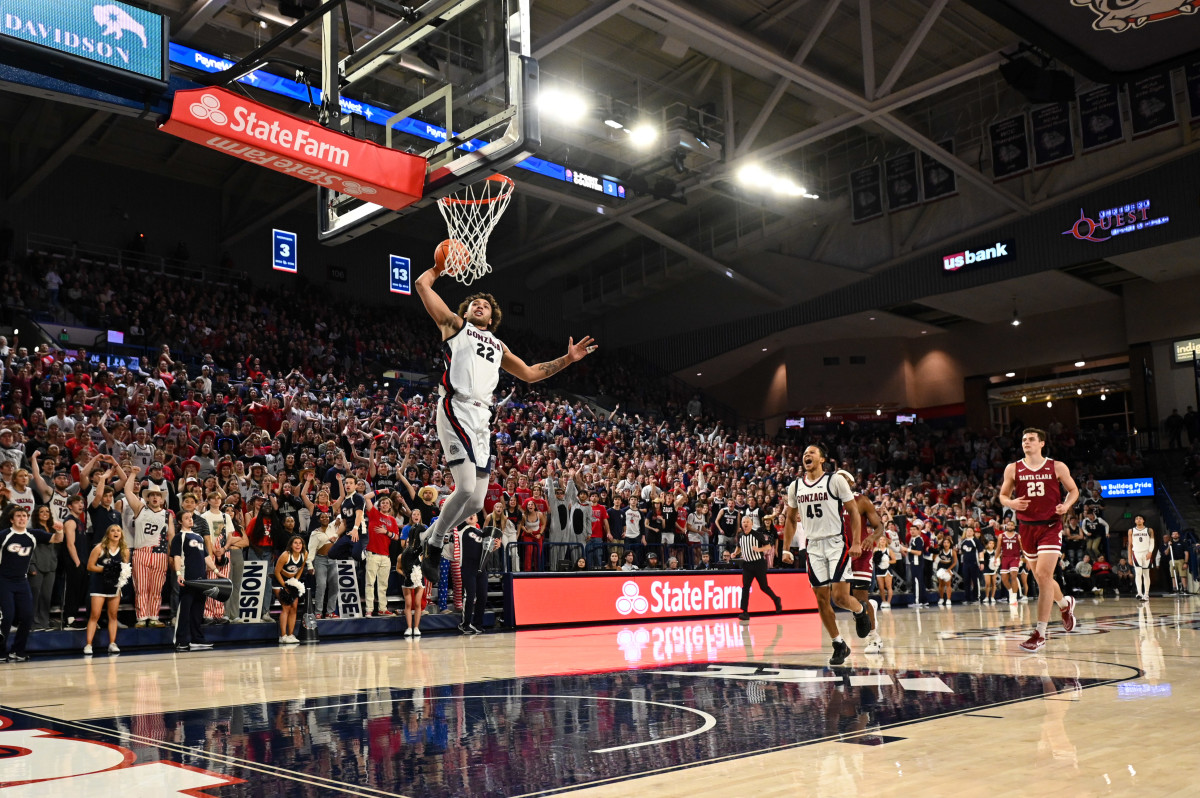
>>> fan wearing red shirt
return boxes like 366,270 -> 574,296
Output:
587,500 -> 610,568
364,496 -> 401,616
483,477 -> 504,515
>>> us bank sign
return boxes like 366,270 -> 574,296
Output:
0,0 -> 167,87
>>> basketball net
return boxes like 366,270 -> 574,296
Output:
436,174 -> 514,285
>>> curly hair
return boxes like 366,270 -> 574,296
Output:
457,292 -> 502,332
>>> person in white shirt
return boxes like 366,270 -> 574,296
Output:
623,496 -> 642,564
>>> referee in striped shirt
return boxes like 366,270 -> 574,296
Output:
734,515 -> 783,620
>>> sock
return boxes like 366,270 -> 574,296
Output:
1036,621 -> 1048,636
832,635 -> 844,645
1056,597 -> 1071,609
853,604 -> 866,616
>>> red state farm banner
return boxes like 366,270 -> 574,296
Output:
160,87 -> 426,211
509,571 -> 817,627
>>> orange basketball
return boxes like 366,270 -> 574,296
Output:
434,239 -> 469,275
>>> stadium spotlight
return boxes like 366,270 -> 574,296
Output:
628,123 -> 658,148
1021,395 -> 1028,403
737,163 -> 766,185
1005,371 -> 1016,378
539,88 -> 588,124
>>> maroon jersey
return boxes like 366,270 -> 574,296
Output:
999,532 -> 1021,565
1013,458 -> 1061,522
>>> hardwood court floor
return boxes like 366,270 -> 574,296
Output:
0,597 -> 1195,797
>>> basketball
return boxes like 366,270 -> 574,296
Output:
434,239 -> 470,275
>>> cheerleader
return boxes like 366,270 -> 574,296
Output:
83,524 -> 130,655
982,538 -> 1000,604
935,536 -> 957,606
873,538 -> 894,609
397,538 -> 425,637
274,535 -> 307,645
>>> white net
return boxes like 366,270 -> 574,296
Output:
436,174 -> 515,285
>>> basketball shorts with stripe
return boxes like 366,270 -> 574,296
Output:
806,536 -> 852,588
1018,520 -> 1063,559
436,395 -> 491,470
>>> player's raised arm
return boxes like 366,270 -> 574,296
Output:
500,336 -> 597,384
415,265 -> 464,340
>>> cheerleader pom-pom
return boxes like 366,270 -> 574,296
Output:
115,562 -> 133,592
286,577 -> 306,598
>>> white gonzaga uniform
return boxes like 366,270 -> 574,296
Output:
787,471 -> 855,587
437,322 -> 503,471
1129,525 -> 1155,569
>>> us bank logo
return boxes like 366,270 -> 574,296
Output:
615,581 -> 649,615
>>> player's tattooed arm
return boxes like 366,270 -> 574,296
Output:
535,355 -> 569,378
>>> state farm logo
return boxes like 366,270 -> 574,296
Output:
189,93 -> 227,125
615,581 -> 649,615
942,240 -> 1013,271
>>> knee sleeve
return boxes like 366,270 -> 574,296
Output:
427,462 -> 481,546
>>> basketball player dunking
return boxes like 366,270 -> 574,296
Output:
1126,515 -> 1155,602
837,469 -> 886,654
999,428 -> 1079,652
413,261 -> 596,582
782,445 -> 872,665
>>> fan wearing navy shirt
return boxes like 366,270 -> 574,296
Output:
1,507 -> 63,662
170,512 -> 215,652
459,514 -> 501,634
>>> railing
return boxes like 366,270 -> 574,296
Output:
25,233 -> 244,286
1156,478 -> 1187,535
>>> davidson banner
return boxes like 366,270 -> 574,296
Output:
161,86 -> 426,211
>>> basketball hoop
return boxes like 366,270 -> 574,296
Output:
436,174 -> 515,285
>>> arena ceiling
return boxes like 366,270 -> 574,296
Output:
2,0 -> 1198,344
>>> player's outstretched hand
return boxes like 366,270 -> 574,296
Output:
567,336 -> 598,362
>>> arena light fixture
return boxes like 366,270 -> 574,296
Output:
737,163 -> 766,185
1100,392 -> 1107,400
876,408 -> 882,416
1047,400 -> 1053,408
1021,395 -> 1028,403
539,88 -> 588,125
628,123 -> 658,148
826,409 -> 832,418
1077,388 -> 1083,395
1074,360 -> 1085,367
1005,371 -> 1016,378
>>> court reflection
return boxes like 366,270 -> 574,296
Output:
67,659 -> 1113,797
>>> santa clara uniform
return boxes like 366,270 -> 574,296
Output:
1013,458 -> 1063,558
998,532 -> 1021,574
844,506 -> 874,588
437,322 -> 504,471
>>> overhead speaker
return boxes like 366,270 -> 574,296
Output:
999,58 -> 1075,104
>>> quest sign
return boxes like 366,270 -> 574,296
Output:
160,87 -> 426,211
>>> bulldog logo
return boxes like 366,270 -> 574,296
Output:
1072,0 -> 1200,32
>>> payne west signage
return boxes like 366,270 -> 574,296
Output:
160,87 -> 426,211
941,239 -> 1015,272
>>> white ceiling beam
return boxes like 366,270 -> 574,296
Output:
175,0 -> 229,39
876,0 -> 949,97
639,0 -> 1026,212
736,0 -> 841,157
515,180 -> 781,303
533,0 -> 637,59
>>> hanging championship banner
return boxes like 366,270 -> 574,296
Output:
849,164 -> 883,223
1128,72 -> 1176,137
1030,103 -> 1074,167
885,151 -> 920,211
921,139 -> 957,202
1187,61 -> 1200,121
989,115 -> 1030,180
1078,85 -> 1124,152
333,560 -> 363,618
237,558 -> 268,621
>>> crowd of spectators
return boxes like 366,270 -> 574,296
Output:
0,250 -> 1194,655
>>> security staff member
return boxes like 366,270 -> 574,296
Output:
733,515 -> 783,621
1,507 -> 63,662
458,515 -> 501,634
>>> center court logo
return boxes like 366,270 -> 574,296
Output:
615,581 -> 649,615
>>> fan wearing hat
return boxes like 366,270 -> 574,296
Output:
123,466 -> 172,627
142,461 -> 178,514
